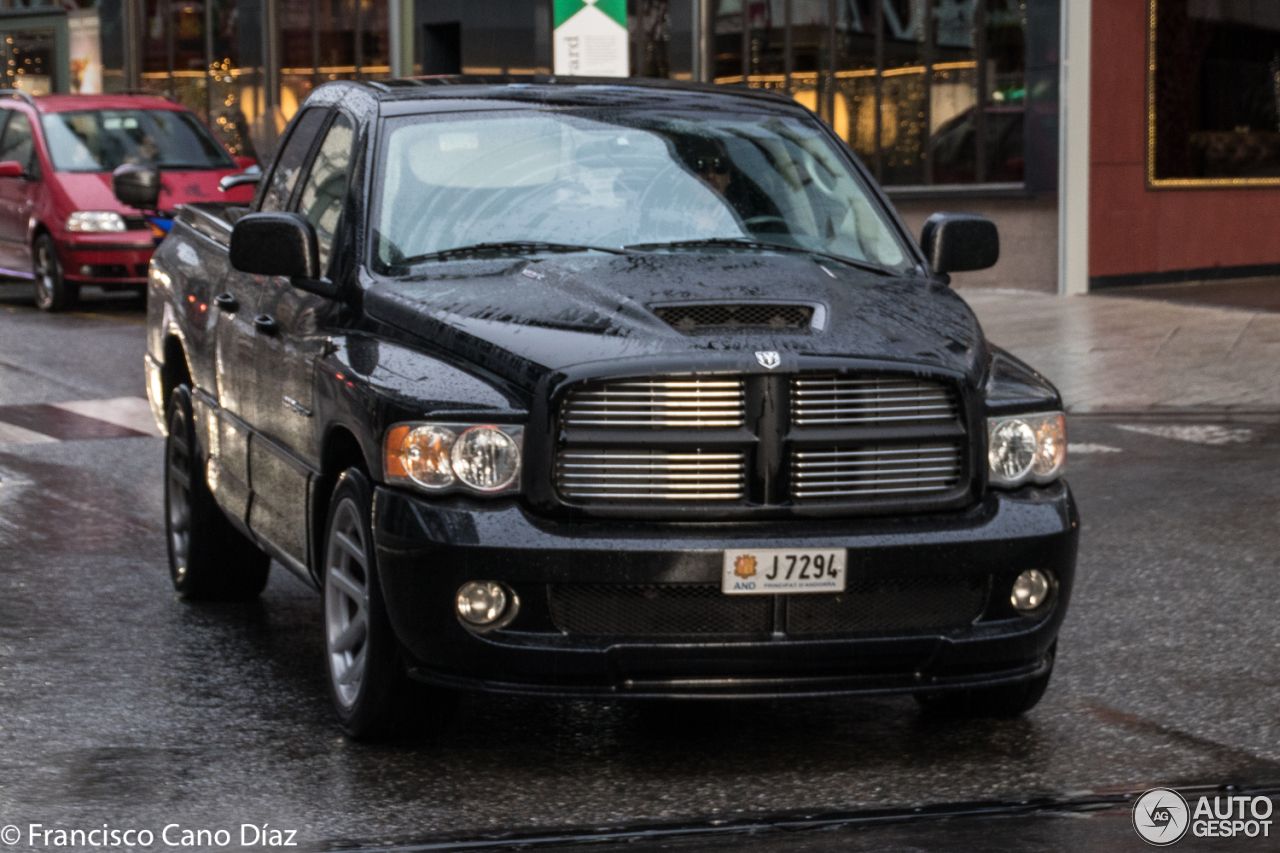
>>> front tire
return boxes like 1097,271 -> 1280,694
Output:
32,233 -> 77,312
323,468 -> 455,739
165,384 -> 270,600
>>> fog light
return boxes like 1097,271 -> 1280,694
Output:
80,265 -> 92,276
456,581 -> 514,627
1011,569 -> 1052,612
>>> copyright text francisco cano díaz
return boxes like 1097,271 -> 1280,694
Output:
1,823 -> 298,848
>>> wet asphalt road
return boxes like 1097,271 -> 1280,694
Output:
0,287 -> 1278,851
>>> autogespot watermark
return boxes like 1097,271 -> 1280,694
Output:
0,823 -> 298,848
1132,788 -> 1275,845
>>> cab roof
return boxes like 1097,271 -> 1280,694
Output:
348,75 -> 810,116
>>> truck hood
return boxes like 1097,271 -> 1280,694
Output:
362,252 -> 986,388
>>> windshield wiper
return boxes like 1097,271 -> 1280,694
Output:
625,238 -> 894,276
396,241 -> 631,266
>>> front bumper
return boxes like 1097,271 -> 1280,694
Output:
375,483 -> 1078,698
58,234 -> 154,286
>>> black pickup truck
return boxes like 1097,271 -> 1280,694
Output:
135,77 -> 1077,737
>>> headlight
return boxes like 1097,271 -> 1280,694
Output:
67,211 -> 126,232
451,426 -> 521,491
987,412 -> 1065,488
384,422 -> 523,495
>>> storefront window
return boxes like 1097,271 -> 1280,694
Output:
1,28 -> 55,96
629,0 -> 670,78
713,0 -> 745,82
317,0 -> 356,82
280,2 -> 315,118
1151,0 -> 1280,184
209,0 -> 260,161
140,0 -> 168,97
361,0 -> 391,80
713,0 -> 1029,188
835,0 -> 876,173
126,0 -> 385,157
170,0 -> 208,118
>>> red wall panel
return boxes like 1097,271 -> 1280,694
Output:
1089,0 -> 1280,279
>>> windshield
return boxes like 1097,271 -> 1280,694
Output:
41,109 -> 234,173
373,108 -> 911,273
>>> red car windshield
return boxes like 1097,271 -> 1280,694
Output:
40,109 -> 234,173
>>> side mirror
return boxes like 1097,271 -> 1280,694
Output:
230,212 -> 319,277
229,212 -> 340,299
0,160 -> 23,178
920,212 -> 999,274
112,163 -> 161,210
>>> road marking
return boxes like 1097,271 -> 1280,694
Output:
50,397 -> 161,436
1114,423 -> 1253,446
0,396 -> 157,443
1068,443 -> 1122,454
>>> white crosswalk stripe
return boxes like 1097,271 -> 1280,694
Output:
49,397 -> 163,436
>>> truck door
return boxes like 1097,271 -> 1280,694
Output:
247,111 -> 353,567
210,106 -> 328,553
207,268 -> 261,526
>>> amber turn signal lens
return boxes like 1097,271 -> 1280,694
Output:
384,424 -> 411,479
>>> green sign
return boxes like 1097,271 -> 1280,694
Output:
553,0 -> 628,77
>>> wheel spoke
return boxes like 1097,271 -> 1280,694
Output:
330,616 -> 366,655
335,649 -> 366,686
168,466 -> 191,490
333,529 -> 366,567
328,564 -> 364,603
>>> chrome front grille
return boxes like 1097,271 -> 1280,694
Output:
556,449 -> 746,500
554,371 -> 968,512
791,376 -> 958,426
791,443 -> 963,500
561,379 -> 745,428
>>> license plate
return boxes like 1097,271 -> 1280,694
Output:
722,548 -> 847,594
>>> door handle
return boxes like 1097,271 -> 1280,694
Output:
214,292 -> 238,313
253,314 -> 278,334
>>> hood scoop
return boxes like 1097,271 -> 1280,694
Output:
652,302 -> 817,333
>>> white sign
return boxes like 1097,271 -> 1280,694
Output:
553,0 -> 628,78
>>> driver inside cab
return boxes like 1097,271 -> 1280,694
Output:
683,137 -> 785,233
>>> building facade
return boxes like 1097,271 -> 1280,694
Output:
2,1 -> 1273,294
1087,0 -> 1280,290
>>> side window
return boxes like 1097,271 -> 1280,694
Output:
295,113 -> 354,273
259,109 -> 329,212
0,112 -> 34,175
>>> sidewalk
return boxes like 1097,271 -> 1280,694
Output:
959,288 -> 1280,414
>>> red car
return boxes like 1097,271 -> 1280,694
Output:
0,92 -> 256,311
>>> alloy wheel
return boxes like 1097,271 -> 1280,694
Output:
325,498 -> 370,709
33,242 -> 54,310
